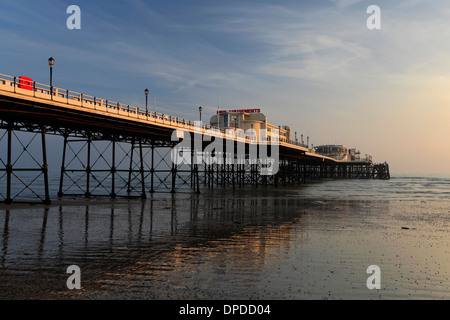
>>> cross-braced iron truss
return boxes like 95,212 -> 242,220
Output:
0,120 -> 390,204
0,121 -> 50,204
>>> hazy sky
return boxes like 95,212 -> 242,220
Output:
1,0 -> 449,175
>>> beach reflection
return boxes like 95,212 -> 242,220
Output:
0,195 -> 310,299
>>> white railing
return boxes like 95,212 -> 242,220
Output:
0,73 -> 239,137
0,73 -> 216,129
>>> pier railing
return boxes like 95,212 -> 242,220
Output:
0,73 -> 212,130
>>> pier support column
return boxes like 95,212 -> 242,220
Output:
5,123 -> 12,204
139,138 -> 146,199
110,139 -> 116,198
171,155 -> 176,193
58,130 -> 68,198
85,132 -> 92,198
195,163 -> 200,194
150,141 -> 155,193
40,125 -> 51,205
127,138 -> 135,193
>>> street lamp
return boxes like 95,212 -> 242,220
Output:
199,106 -> 202,122
48,57 -> 54,98
145,88 -> 149,116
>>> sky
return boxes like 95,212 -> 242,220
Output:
0,0 -> 449,175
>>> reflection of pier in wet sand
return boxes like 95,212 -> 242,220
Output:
0,195 -> 312,299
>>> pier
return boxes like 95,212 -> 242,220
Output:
0,72 -> 389,204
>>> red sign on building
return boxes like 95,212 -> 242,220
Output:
217,108 -> 260,114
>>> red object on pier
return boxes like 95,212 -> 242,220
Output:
19,76 -> 33,91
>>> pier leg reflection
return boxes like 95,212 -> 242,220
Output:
1,210 -> 9,269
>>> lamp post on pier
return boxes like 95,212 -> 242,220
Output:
199,106 -> 202,122
48,57 -> 54,98
145,88 -> 149,118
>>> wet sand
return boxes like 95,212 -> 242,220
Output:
0,185 -> 449,300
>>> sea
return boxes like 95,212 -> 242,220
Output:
0,173 -> 449,300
